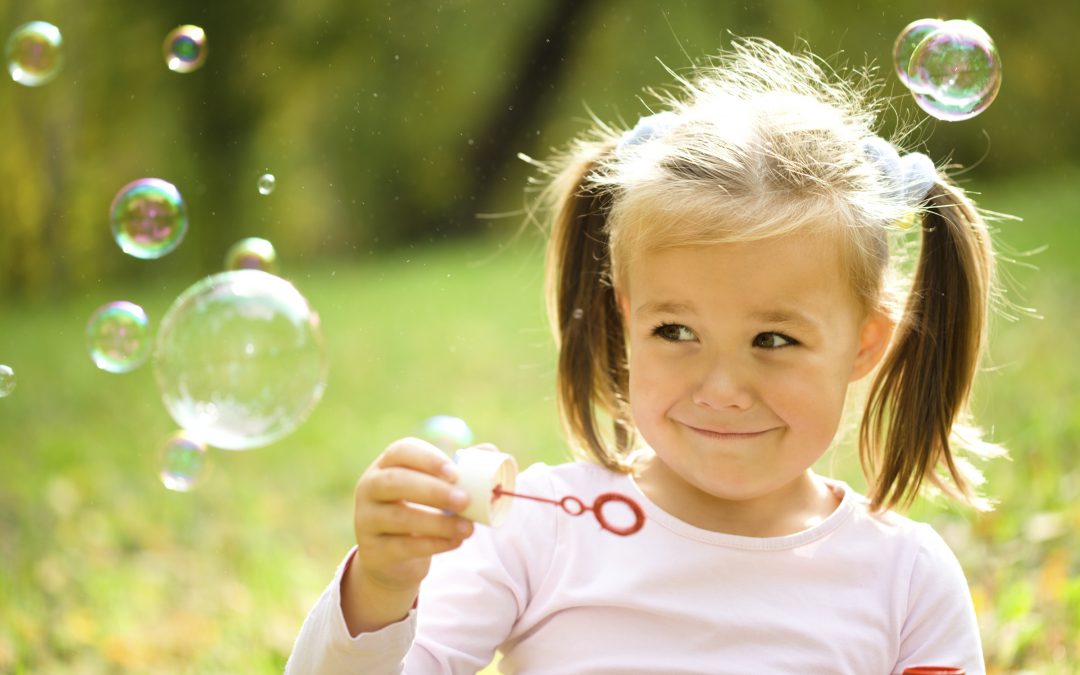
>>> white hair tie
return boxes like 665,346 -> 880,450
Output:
859,136 -> 937,209
616,111 -> 678,154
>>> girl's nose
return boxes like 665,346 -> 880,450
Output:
691,357 -> 754,411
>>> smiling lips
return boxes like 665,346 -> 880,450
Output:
682,423 -> 775,439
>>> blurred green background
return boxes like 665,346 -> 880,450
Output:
1,1 -> 1077,672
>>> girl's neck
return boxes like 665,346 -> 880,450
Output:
632,453 -> 841,538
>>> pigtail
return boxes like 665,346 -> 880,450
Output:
860,178 -> 999,511
543,143 -> 635,471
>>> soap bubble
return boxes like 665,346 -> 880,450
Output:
892,18 -> 944,89
163,25 -> 207,73
110,178 -> 189,259
154,270 -> 327,450
224,237 -> 279,274
419,415 -> 475,453
159,432 -> 209,492
86,301 -> 151,373
906,20 -> 1001,121
6,21 -> 63,87
0,365 -> 15,397
257,173 -> 276,196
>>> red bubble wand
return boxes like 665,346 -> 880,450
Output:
492,485 -> 646,536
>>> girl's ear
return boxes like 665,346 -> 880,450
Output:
850,311 -> 894,382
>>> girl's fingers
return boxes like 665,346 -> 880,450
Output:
360,466 -> 470,513
377,437 -> 460,482
366,533 -> 469,564
360,501 -> 474,540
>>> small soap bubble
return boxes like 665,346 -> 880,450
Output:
110,178 -> 188,259
154,270 -> 328,450
419,415 -> 475,453
159,431 -> 208,492
163,25 -> 207,73
892,18 -> 944,89
257,173 -> 276,196
87,301 -> 151,373
906,20 -> 1001,121
224,237 -> 279,274
5,21 -> 63,87
0,365 -> 15,397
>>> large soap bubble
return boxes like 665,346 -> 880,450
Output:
153,270 -> 327,450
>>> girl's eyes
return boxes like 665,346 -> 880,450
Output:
752,332 -> 798,349
651,324 -> 798,349
652,323 -> 696,342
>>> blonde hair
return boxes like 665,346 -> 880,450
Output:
533,38 -> 1001,512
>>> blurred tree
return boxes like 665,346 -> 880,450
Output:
1,0 -> 1077,297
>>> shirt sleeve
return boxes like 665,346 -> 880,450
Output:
285,464 -> 557,675
893,524 -> 986,675
284,547 -> 417,675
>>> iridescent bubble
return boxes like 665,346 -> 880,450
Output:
163,25 -> 207,74
159,431 -> 209,492
154,270 -> 328,450
5,21 -> 63,87
892,19 -> 944,90
224,237 -> 279,274
419,415 -> 475,453
0,365 -> 15,397
86,301 -> 151,373
907,20 -> 1001,121
257,173 -> 276,196
110,178 -> 189,259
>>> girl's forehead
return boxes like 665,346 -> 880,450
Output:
621,234 -> 860,313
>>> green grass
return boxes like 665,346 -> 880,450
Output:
1,167 -> 1078,673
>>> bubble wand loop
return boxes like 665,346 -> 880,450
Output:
492,485 -> 646,536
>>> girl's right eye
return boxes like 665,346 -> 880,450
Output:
652,323 -> 696,342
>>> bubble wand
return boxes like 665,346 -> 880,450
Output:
453,447 -> 645,536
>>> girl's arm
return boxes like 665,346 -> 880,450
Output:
286,463 -> 558,674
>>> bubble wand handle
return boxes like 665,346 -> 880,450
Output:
492,486 -> 646,536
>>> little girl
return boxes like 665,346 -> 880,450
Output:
287,39 -> 998,674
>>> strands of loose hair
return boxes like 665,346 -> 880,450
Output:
533,37 -> 1006,511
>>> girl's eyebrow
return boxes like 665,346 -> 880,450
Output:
750,309 -> 822,332
635,300 -> 696,316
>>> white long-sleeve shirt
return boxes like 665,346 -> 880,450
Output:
286,461 -> 984,674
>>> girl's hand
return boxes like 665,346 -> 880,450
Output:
342,437 -> 477,634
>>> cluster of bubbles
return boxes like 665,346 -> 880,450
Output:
6,21 -> 209,87
6,20 -> 320,489
892,18 -> 1001,121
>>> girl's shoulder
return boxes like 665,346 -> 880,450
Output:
833,479 -> 963,564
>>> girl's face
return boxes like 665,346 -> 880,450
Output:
618,231 -> 890,529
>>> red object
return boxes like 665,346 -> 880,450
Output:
492,486 -> 646,536
902,668 -> 964,674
